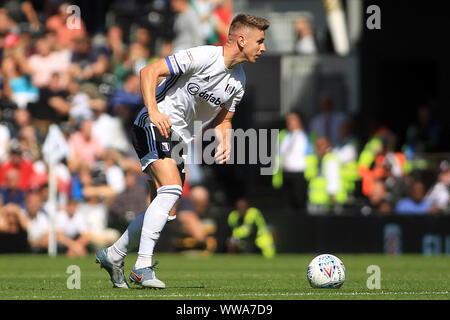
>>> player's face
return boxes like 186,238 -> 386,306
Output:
243,28 -> 266,63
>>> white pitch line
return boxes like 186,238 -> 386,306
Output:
96,291 -> 449,299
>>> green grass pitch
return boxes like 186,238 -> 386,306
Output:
0,253 -> 448,300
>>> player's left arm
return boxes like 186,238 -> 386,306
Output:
213,108 -> 234,164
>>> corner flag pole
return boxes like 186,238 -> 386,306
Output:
47,157 -> 58,257
42,124 -> 69,257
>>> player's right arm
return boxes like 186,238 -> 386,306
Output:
140,58 -> 173,138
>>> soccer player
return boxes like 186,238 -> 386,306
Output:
96,14 -> 269,289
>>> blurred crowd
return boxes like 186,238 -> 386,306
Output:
274,93 -> 449,216
0,0 -> 235,255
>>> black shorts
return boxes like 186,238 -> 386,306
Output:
130,124 -> 187,185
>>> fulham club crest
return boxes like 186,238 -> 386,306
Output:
225,84 -> 236,95
161,142 -> 171,152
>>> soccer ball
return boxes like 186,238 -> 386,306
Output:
306,254 -> 346,288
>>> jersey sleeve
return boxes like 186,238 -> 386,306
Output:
165,47 -> 209,76
223,87 -> 244,113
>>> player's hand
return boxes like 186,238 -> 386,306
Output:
214,142 -> 231,164
150,111 -> 172,138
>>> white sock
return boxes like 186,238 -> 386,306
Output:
135,185 -> 182,269
108,213 -> 145,265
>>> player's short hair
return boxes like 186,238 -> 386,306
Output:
229,14 -> 270,35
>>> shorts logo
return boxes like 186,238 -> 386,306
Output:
161,142 -> 171,152
187,83 -> 200,95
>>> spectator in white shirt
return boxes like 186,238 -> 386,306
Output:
56,198 -> 90,257
279,111 -> 310,211
24,191 -> 49,253
294,16 -> 317,55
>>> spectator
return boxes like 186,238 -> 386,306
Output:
309,93 -> 347,147
192,0 -> 216,45
10,108 -> 41,142
24,190 -> 49,253
1,54 -> 39,109
332,119 -> 359,199
404,104 -> 440,155
27,72 -> 70,137
104,25 -> 126,73
67,78 -> 93,125
18,123 -> 41,161
359,138 -> 408,199
294,16 -> 317,55
0,102 -> 12,162
359,179 -> 393,216
110,73 -> 144,131
109,168 -> 149,232
0,7 -> 19,34
45,2 -> 86,50
0,142 -> 34,192
395,180 -> 439,215
134,26 -> 152,50
113,42 -> 150,84
0,167 -> 26,207
55,198 -> 90,257
171,186 -> 217,255
3,1 -> 42,32
227,197 -> 275,259
272,111 -> 309,211
211,0 -> 233,46
68,118 -> 105,168
425,162 -> 450,213
97,149 -> 126,195
170,0 -> 203,52
69,36 -> 108,83
0,202 -> 29,253
91,97 -> 130,153
304,136 -> 347,213
25,35 -> 71,89
73,165 -> 119,250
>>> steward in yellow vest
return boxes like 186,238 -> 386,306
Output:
305,137 -> 347,213
227,198 -> 275,258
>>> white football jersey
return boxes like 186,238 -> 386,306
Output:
134,45 -> 246,143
